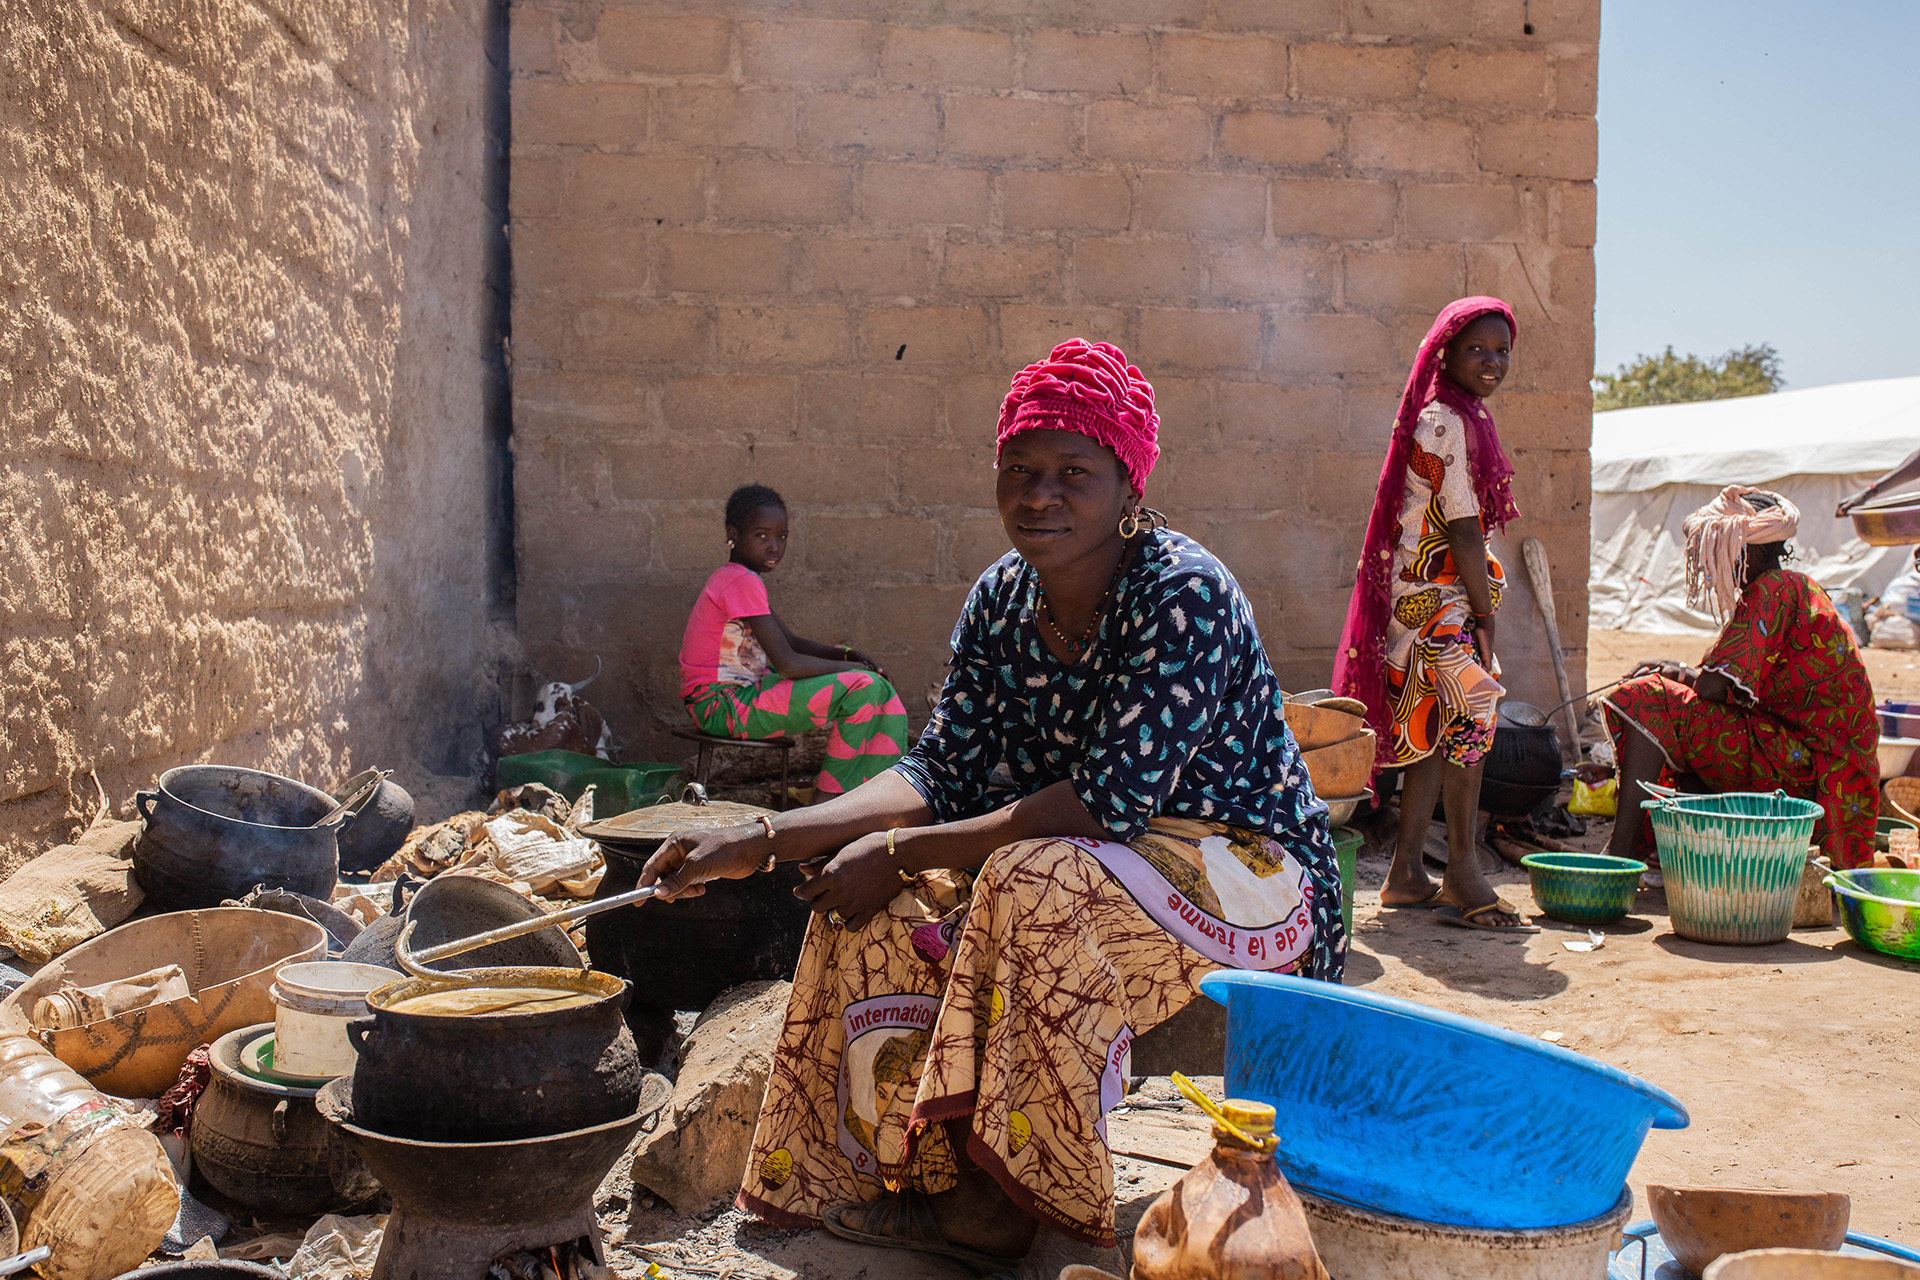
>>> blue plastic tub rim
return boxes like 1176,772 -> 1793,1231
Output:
1199,971 -> 1690,1131
1612,1220 -> 1920,1278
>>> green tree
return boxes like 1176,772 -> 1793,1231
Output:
1592,343 -> 1784,411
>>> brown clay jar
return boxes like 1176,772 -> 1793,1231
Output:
1131,1099 -> 1329,1280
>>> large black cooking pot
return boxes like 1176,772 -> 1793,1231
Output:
134,766 -> 346,911
580,789 -> 810,1056
346,966 -> 642,1143
1486,703 -> 1564,787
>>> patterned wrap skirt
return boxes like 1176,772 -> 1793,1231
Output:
737,820 -> 1345,1245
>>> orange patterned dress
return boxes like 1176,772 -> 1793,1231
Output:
1384,401 -> 1507,766
737,829 -> 1322,1246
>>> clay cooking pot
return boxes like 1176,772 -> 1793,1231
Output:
1648,1184 -> 1851,1277
190,1024 -> 379,1216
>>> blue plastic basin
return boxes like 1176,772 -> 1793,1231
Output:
1201,971 -> 1689,1230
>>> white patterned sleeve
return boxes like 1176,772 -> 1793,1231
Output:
1419,403 -> 1482,524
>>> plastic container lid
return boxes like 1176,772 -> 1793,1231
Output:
1220,1099 -> 1276,1134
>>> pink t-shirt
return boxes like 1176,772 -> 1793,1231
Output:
680,563 -> 773,699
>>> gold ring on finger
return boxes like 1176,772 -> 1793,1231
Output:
828,909 -> 847,929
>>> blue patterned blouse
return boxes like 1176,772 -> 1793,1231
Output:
894,529 -> 1332,854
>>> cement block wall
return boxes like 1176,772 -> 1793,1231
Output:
0,1 -> 512,868
508,0 -> 1601,762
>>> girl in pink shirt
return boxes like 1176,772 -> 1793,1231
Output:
680,485 -> 909,799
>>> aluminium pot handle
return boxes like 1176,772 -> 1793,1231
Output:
272,1099 -> 289,1143
135,790 -> 158,822
1635,780 -> 1678,805
345,1016 -> 376,1052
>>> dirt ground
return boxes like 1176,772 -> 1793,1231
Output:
568,628 -> 1920,1277
590,825 -> 1918,1279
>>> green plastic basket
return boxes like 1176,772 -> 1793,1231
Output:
578,763 -> 681,816
1644,788 -> 1821,945
1331,826 -> 1361,938
494,749 -> 606,798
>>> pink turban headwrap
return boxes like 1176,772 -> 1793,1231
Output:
1684,485 -> 1800,619
996,339 -> 1159,495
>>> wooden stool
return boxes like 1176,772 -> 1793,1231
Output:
670,727 -> 796,811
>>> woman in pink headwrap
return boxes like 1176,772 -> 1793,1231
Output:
1333,297 -> 1529,931
637,340 -> 1343,1272
1602,487 -> 1877,869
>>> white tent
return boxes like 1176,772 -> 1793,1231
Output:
1590,376 -> 1920,634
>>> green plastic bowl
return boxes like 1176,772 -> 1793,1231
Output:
495,751 -> 680,810
1520,852 -> 1645,924
1826,868 -> 1920,962
1874,815 -> 1917,853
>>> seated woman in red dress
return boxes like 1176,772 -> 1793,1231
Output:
1603,487 -> 1877,870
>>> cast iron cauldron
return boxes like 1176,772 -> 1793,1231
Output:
329,768 -> 415,872
579,789 -> 810,1058
134,766 -> 346,911
1478,702 -> 1565,815
1486,703 -> 1564,787
346,966 -> 642,1143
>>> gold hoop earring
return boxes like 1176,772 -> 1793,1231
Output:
1119,511 -> 1143,539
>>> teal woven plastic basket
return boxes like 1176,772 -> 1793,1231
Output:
1521,852 -> 1645,924
1644,788 -> 1821,945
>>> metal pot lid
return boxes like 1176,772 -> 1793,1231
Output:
578,783 -> 773,843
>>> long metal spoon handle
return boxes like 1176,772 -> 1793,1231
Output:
0,1247 -> 52,1277
314,770 -> 390,829
401,884 -> 665,965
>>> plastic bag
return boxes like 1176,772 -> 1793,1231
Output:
285,1213 -> 386,1280
1871,616 -> 1919,651
1568,777 -> 1617,817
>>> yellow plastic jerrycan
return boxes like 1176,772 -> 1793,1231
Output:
1130,1074 -> 1328,1280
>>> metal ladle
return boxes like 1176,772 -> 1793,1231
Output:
311,769 -> 391,828
393,884 -> 666,977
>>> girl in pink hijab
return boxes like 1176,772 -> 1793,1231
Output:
1333,297 -> 1529,931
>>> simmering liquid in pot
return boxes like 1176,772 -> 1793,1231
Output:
388,986 -> 599,1016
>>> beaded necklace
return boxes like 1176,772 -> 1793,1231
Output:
1038,538 -> 1133,658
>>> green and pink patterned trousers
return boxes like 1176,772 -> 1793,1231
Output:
685,671 -> 910,797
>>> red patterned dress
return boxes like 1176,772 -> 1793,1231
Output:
1604,569 -> 1877,868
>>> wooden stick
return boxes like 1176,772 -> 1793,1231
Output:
1521,537 -> 1582,769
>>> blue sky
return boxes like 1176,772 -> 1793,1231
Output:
1595,0 -> 1920,390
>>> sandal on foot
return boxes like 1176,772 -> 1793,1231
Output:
1435,899 -> 1539,933
823,1188 -> 1025,1275
1381,885 -> 1446,909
